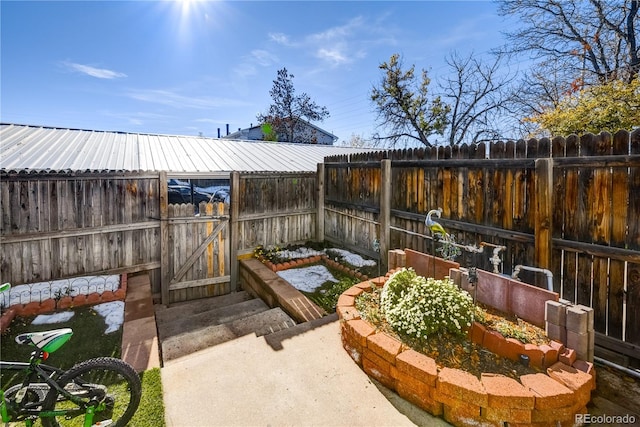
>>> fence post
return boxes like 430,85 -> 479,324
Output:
317,163 -> 325,242
159,171 -> 170,305
380,159 -> 392,271
534,158 -> 553,276
230,171 -> 240,291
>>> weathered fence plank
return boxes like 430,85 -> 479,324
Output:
164,200 -> 229,304
235,172 -> 317,256
626,129 -> 640,345
1,172 -> 162,287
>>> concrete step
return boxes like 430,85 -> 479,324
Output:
157,298 -> 270,340
262,313 -> 338,351
154,291 -> 253,323
161,307 -> 296,361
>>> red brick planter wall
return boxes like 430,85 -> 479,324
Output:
467,322 -> 571,370
338,280 -> 595,427
0,274 -> 127,334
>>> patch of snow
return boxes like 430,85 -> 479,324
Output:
275,247 -> 325,260
277,265 -> 338,293
348,347 -> 361,363
29,301 -> 125,334
92,301 -> 125,334
327,248 -> 377,267
32,311 -> 75,325
269,246 -> 376,268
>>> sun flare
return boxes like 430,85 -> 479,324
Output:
179,0 -> 195,15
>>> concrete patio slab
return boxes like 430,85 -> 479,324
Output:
161,318 -> 448,427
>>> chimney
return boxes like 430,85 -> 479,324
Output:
217,128 -> 221,138
226,124 -> 229,136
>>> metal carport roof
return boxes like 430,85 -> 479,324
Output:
0,123 -> 373,174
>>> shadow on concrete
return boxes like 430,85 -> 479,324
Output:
262,313 -> 339,350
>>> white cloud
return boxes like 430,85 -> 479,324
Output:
101,110 -> 170,127
233,62 -> 257,78
269,32 -> 293,46
316,46 -> 349,66
232,48 -> 278,79
126,89 -> 251,109
193,118 -> 219,123
266,15 -> 389,69
61,61 -> 127,79
307,18 -> 364,67
425,14 -> 495,51
308,16 -> 364,42
251,49 -> 278,66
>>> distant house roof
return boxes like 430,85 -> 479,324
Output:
224,119 -> 338,145
0,123 -> 365,174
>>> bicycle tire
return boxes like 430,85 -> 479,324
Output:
41,357 -> 141,427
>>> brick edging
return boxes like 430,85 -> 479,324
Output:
256,254 -> 369,280
338,279 -> 595,427
0,274 -> 128,334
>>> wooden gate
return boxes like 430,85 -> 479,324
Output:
161,201 -> 230,304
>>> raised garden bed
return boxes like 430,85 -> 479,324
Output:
0,275 -> 127,334
239,244 -> 379,323
254,243 -> 379,279
338,249 -> 596,427
253,243 -> 379,313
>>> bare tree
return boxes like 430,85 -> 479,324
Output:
440,51 -> 516,145
257,68 -> 329,143
497,0 -> 639,83
340,133 -> 371,148
502,62 -> 579,137
371,54 -> 450,148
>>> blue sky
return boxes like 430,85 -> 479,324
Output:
1,0 -> 518,143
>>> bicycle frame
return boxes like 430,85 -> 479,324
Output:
0,284 -> 127,427
0,352 -> 106,427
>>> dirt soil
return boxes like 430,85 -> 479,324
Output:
590,365 -> 640,417
355,290 -> 640,417
355,294 -> 544,380
268,244 -> 640,417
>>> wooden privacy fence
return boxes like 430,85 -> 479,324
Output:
2,131 -> 639,359
0,170 -> 316,306
0,170 -> 232,306
322,130 -> 640,358
230,171 -> 318,254
0,171 -> 161,285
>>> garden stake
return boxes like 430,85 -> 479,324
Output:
425,208 -> 447,277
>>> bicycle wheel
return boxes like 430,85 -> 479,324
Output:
41,357 -> 141,427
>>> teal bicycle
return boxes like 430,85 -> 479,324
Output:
0,283 -> 142,427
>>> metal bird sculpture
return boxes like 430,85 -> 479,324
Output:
425,209 -> 448,240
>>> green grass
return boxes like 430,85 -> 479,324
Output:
302,267 -> 360,313
1,305 -> 121,387
131,368 -> 165,427
1,305 -> 165,427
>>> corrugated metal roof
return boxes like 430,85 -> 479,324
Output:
0,123 -> 371,174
